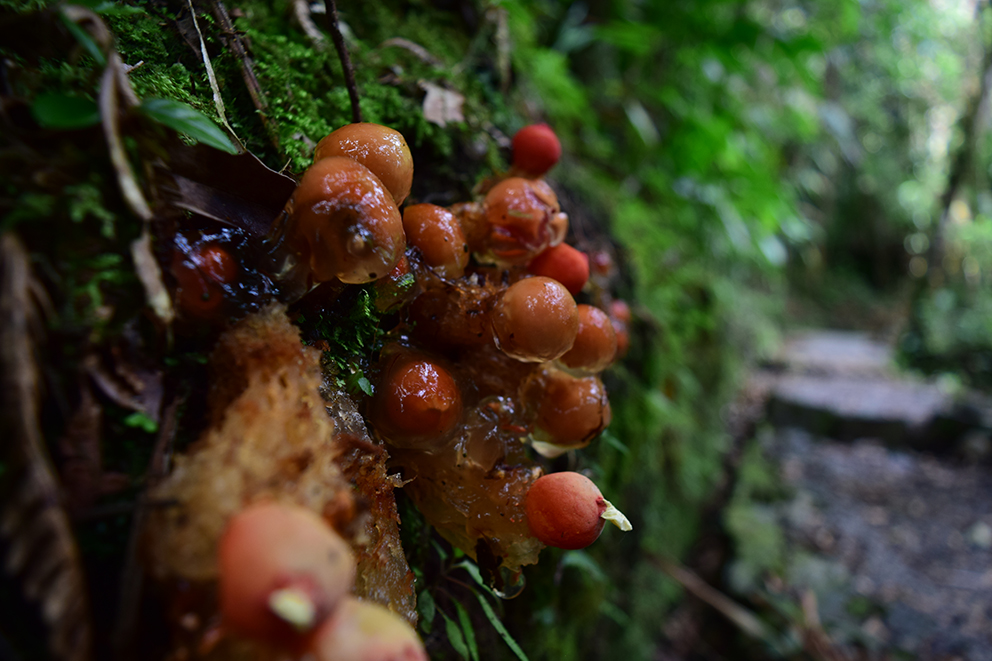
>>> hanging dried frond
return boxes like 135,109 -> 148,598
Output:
0,233 -> 93,661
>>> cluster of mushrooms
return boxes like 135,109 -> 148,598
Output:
157,121 -> 631,657
279,121 -> 631,566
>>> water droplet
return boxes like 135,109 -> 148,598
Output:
490,567 -> 525,599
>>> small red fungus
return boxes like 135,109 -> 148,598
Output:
277,156 -> 405,285
511,123 -> 561,178
171,242 -> 237,316
491,276 -> 578,363
525,472 -> 629,550
559,304 -> 618,374
608,299 -> 632,358
589,249 -> 614,276
309,596 -> 428,661
402,203 -> 469,278
218,502 -> 355,651
313,123 -> 414,205
527,243 -> 589,295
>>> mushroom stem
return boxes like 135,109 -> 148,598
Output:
268,587 -> 318,631
599,499 -> 632,532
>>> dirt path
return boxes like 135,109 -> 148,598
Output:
747,331 -> 992,659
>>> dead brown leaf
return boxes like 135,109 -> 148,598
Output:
421,81 -> 465,128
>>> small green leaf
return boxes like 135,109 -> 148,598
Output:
475,592 -> 529,661
442,612 -> 469,659
32,94 -> 100,129
123,411 -> 158,433
454,560 -> 486,590
599,601 -> 630,625
454,600 -> 479,661
431,540 -> 450,562
139,98 -> 238,154
560,550 -> 607,580
343,370 -> 374,396
417,590 -> 435,634
600,429 -> 630,455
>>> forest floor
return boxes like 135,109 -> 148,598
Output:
734,329 -> 992,660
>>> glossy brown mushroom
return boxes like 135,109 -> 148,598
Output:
275,156 -> 405,286
477,178 -> 565,266
171,242 -> 237,316
521,367 -> 611,452
314,123 -> 414,205
491,276 -> 578,363
370,348 -> 463,449
559,304 -> 618,374
402,203 -> 469,278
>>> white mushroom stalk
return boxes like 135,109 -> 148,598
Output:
600,499 -> 632,532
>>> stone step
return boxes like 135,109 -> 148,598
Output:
772,330 -> 894,375
763,331 -> 992,452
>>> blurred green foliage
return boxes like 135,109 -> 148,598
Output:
901,215 -> 992,387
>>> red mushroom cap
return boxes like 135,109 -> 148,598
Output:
525,472 -> 606,549
218,502 -> 355,651
527,243 -> 589,295
512,124 -> 561,178
308,596 -> 428,661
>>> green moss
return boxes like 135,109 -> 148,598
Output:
66,180 -> 117,238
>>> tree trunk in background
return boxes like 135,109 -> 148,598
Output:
928,1 -> 992,287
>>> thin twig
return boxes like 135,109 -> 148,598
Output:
209,0 -> 281,151
651,554 -> 771,642
325,0 -> 362,123
103,54 -> 173,322
380,38 -> 442,67
100,55 -> 151,222
494,6 -> 510,95
293,0 -> 325,46
186,0 -> 241,145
